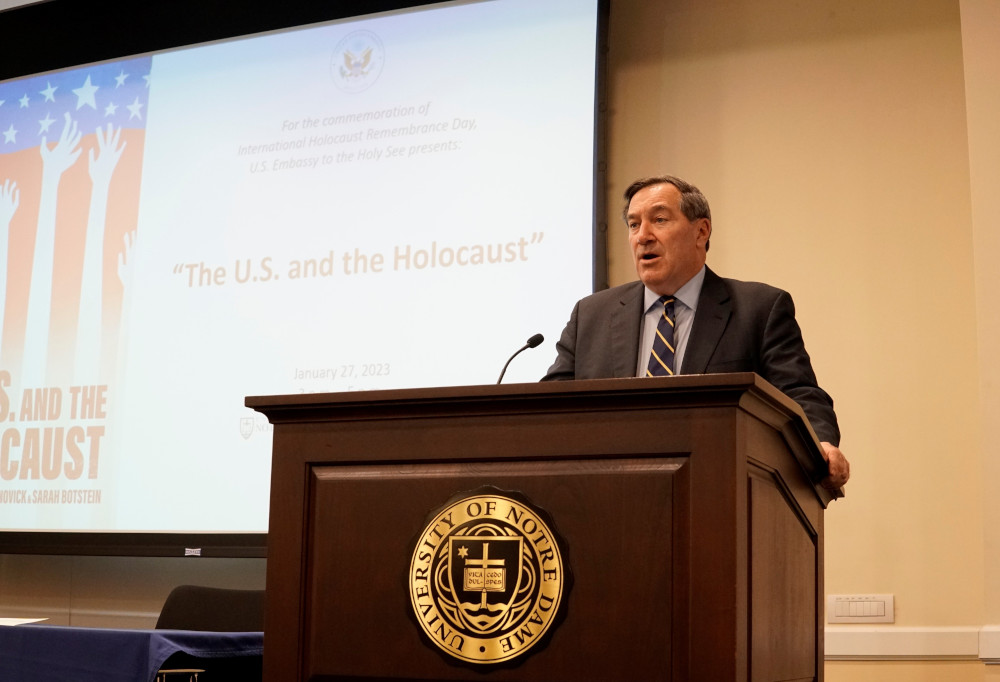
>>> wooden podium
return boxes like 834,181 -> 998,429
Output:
247,373 -> 836,681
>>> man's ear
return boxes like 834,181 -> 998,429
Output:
697,218 -> 712,248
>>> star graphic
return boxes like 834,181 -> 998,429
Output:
105,101 -> 119,117
458,545 -> 469,558
40,81 -> 57,102
143,74 -> 151,88
73,75 -> 99,110
19,93 -> 29,108
115,70 -> 129,87
3,124 -> 17,144
38,113 -> 56,134
126,97 -> 143,120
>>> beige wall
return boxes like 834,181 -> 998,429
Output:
964,0 -> 1000,633
607,0 -> 993,674
2,0 -> 998,674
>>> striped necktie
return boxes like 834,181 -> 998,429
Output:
646,295 -> 675,377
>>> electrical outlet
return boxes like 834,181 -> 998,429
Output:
827,594 -> 894,624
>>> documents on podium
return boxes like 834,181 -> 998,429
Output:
0,618 -> 47,626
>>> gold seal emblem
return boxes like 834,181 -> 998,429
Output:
408,489 -> 566,665
330,30 -> 385,94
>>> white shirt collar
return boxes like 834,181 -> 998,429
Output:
642,265 -> 707,312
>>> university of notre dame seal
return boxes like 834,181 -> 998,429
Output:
408,488 -> 567,665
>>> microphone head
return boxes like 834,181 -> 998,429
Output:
526,333 -> 544,348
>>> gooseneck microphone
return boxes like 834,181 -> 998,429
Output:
497,333 -> 544,384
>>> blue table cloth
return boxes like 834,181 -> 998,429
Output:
0,624 -> 263,682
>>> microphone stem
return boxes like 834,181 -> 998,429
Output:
497,343 -> 530,384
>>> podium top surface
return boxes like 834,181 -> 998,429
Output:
248,372 -> 793,417
247,373 -> 839,504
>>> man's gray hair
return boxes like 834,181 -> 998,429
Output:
622,175 -> 712,223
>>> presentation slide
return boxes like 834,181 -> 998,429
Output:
0,0 -> 599,533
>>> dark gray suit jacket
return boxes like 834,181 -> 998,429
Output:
542,267 -> 840,444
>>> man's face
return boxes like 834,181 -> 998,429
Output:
627,183 -> 711,295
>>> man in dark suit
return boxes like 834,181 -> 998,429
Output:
543,175 -> 849,489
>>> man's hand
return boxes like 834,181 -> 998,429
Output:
820,441 -> 850,490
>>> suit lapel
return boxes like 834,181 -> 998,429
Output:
681,267 -> 731,374
611,281 -> 644,378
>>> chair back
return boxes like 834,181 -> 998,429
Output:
155,585 -> 265,632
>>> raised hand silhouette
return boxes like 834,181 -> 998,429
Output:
88,123 -> 126,189
0,179 -> 19,356
23,113 -> 84,387
40,112 -> 83,180
75,124 -> 127,384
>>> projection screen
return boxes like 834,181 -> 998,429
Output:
0,0 -> 605,553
